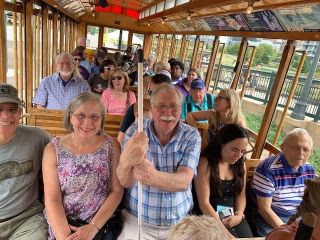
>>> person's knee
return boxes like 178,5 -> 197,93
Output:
10,213 -> 48,240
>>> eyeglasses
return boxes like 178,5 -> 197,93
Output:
285,145 -> 312,154
153,104 -> 181,112
104,67 -> 114,71
74,58 -> 81,62
216,96 -> 229,101
72,113 -> 102,122
112,76 -> 123,81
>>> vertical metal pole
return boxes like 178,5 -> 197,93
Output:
137,48 -> 144,240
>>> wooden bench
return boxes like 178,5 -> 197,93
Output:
245,159 -> 261,181
27,108 -> 123,138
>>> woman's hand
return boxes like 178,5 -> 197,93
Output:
65,224 -> 98,240
222,215 -> 243,228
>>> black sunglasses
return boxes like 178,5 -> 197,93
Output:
74,57 -> 81,61
112,76 -> 123,81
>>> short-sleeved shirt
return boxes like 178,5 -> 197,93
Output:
87,73 -> 108,94
32,73 -> 91,110
251,153 -> 315,217
101,89 -> 136,115
0,126 -> 51,218
122,119 -> 201,226
175,78 -> 189,97
119,104 -> 135,133
180,93 -> 215,120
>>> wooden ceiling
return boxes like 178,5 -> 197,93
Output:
138,0 -> 320,23
50,0 -> 320,21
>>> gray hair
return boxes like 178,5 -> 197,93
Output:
167,215 -> 228,240
282,128 -> 313,149
56,52 -> 81,78
150,83 -> 183,105
64,93 -> 105,134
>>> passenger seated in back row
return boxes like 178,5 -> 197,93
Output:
0,84 -> 51,240
180,78 -> 215,121
194,124 -> 253,239
247,128 -> 316,237
186,88 -> 246,139
33,52 -> 91,110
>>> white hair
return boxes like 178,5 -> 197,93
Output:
150,83 -> 183,105
167,215 -> 228,240
282,128 -> 313,148
55,52 -> 81,78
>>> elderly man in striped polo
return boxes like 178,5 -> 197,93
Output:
248,128 -> 316,237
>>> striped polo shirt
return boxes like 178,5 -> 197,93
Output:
251,153 -> 315,217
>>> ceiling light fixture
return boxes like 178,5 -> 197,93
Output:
187,12 -> 193,21
147,21 -> 151,26
161,17 -> 166,24
246,0 -> 260,15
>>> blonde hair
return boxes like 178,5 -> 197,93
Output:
167,215 -> 228,240
154,61 -> 171,73
288,178 -> 320,224
209,89 -> 246,134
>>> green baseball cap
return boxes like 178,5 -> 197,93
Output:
0,84 -> 24,107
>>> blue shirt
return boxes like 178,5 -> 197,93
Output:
33,73 -> 91,110
80,60 -> 91,74
180,93 -> 215,120
122,119 -> 201,226
251,153 -> 315,217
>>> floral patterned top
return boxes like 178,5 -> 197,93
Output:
45,136 -> 114,239
101,88 -> 136,116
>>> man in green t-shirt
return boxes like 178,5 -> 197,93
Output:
0,84 -> 51,240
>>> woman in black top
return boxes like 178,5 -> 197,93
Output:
194,124 -> 253,239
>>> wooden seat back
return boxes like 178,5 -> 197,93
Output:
27,108 -> 123,138
195,122 -> 209,150
245,159 -> 261,181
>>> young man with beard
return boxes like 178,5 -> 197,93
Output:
0,84 -> 51,239
33,52 -> 91,110
117,83 -> 201,240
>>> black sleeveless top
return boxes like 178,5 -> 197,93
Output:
210,179 -> 236,210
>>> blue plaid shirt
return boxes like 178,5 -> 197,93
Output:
33,73 -> 91,110
122,119 -> 201,226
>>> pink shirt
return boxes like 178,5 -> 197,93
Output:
101,88 -> 136,115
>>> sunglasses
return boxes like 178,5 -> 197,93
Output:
112,76 -> 123,81
74,58 -> 81,61
104,67 -> 114,71
216,96 -> 229,101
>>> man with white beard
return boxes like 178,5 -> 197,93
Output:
117,83 -> 201,240
33,52 -> 90,110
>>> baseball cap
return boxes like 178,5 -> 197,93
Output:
0,84 -> 24,106
191,78 -> 205,90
